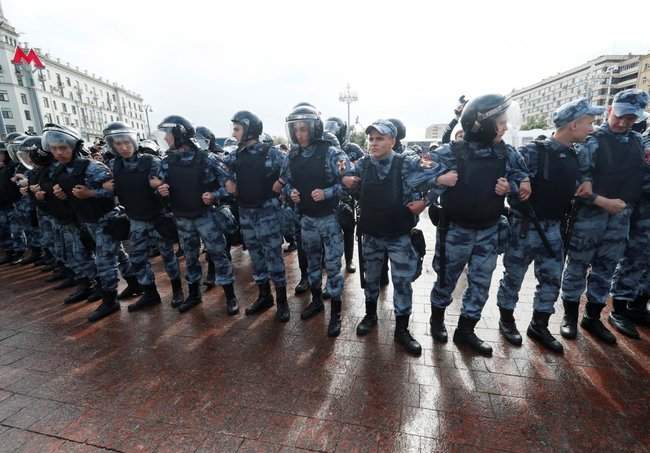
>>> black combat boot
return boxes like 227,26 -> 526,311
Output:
322,290 -> 331,300
223,283 -> 239,316
53,268 -> 77,290
178,282 -> 202,313
560,299 -> 579,339
275,286 -> 290,322
294,277 -> 309,295
453,316 -> 493,356
527,311 -> 563,353
429,306 -> 448,343
17,247 -> 42,266
117,276 -> 142,300
86,280 -> 102,302
64,278 -> 93,305
328,298 -> 342,337
0,250 -> 17,265
608,299 -> 639,339
301,286 -> 324,320
9,250 -> 25,265
33,250 -> 52,267
627,293 -> 650,326
245,281 -> 273,316
356,300 -> 378,336
498,307 -> 522,346
88,290 -> 120,323
581,303 -> 616,344
128,284 -> 162,312
45,265 -> 67,281
345,262 -> 356,273
170,278 -> 184,308
395,315 -> 422,356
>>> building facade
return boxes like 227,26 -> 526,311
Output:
0,6 -> 148,142
424,123 -> 448,142
509,54 -> 650,128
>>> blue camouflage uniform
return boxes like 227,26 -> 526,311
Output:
13,166 -> 39,250
560,122 -> 645,306
110,154 -> 180,287
352,125 -> 445,316
427,141 -> 529,320
159,147 -> 233,285
221,142 -> 287,286
57,158 -> 131,291
610,131 -> 650,301
497,98 -> 604,314
281,141 -> 353,298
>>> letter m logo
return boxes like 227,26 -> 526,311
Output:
11,48 -> 45,69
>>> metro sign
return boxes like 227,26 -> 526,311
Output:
11,47 -> 45,69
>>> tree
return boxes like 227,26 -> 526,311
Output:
521,115 -> 548,131
349,130 -> 367,149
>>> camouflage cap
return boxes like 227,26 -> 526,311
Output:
552,98 -> 605,128
365,119 -> 397,137
612,88 -> 650,120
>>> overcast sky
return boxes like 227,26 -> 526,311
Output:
5,0 -> 650,139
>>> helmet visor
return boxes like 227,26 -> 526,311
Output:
286,119 -> 317,145
42,130 -> 77,152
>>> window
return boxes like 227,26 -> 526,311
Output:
71,106 -> 77,114
66,77 -> 71,87
43,97 -> 49,108
0,91 -> 8,101
5,125 -> 16,133
62,103 -> 67,113
20,93 -> 28,105
24,110 -> 31,121
1,110 -> 13,119
53,100 -> 58,111
0,65 -> 3,74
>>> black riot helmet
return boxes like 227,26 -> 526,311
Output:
6,134 -> 27,163
157,115 -> 196,148
103,121 -> 138,155
259,132 -> 274,146
322,131 -> 341,148
41,123 -> 84,155
460,94 -> 510,145
387,118 -> 406,142
231,111 -> 263,143
195,126 -> 218,151
20,135 -> 52,168
324,117 -> 347,145
286,105 -> 323,146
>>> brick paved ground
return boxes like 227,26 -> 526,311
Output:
0,218 -> 648,452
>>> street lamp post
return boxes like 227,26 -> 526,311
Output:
144,104 -> 152,138
338,83 -> 358,138
604,65 -> 619,109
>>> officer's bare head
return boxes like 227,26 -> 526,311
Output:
232,123 -> 245,144
607,107 -> 638,134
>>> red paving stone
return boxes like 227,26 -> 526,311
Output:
0,218 -> 648,452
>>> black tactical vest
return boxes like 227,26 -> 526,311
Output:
441,142 -> 506,229
113,155 -> 162,221
592,132 -> 643,204
27,167 -> 47,210
358,154 -> 415,237
234,144 -> 278,209
39,166 -> 76,224
0,162 -> 21,208
526,140 -> 579,220
289,143 -> 338,217
166,150 -> 217,219
55,158 -> 115,223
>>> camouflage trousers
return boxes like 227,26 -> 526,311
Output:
431,222 -> 499,320
496,217 -> 564,314
610,198 -> 650,301
0,207 -> 23,252
126,219 -> 180,286
561,204 -> 632,306
363,233 -> 417,316
301,213 -> 343,298
176,210 -> 233,285
85,215 -> 133,291
60,223 -> 94,279
239,205 -> 286,286
37,211 -> 56,258
14,196 -> 38,248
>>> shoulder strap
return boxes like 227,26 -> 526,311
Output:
533,140 -> 550,180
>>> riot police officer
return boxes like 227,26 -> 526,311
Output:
280,105 -> 353,337
496,98 -> 604,352
221,111 -> 289,321
103,122 -> 184,312
427,94 -> 530,356
152,115 -> 239,314
562,89 -> 649,343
